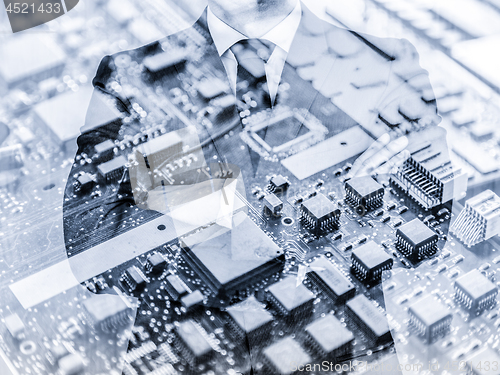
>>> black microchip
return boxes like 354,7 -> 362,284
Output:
75,173 -> 94,194
93,139 -> 114,162
308,255 -> 355,302
305,315 -> 354,356
300,193 -> 340,235
197,78 -> 227,100
263,337 -> 311,375
269,175 -> 289,195
396,218 -> 438,259
82,295 -> 131,332
408,295 -> 452,343
121,266 -> 146,291
143,51 -> 188,76
345,176 -> 384,211
145,252 -> 166,274
346,294 -> 391,345
264,193 -> 283,216
455,270 -> 498,314
165,274 -> 188,300
181,212 -> 284,295
267,276 -> 315,316
181,290 -> 204,311
351,241 -> 393,283
175,320 -> 213,360
97,155 -> 127,182
226,296 -> 274,338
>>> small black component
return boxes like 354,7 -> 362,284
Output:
308,255 -> 355,302
58,353 -> 84,375
97,155 -> 127,182
197,78 -> 227,100
300,193 -> 341,235
263,337 -> 311,375
165,274 -> 188,300
93,139 -> 114,162
267,276 -> 315,317
268,175 -> 289,195
408,295 -> 452,343
145,252 -> 166,274
175,320 -> 213,361
346,294 -> 391,345
345,176 -> 384,211
226,296 -> 273,339
351,241 -> 393,283
381,215 -> 390,223
5,314 -> 25,339
121,266 -> 146,291
396,218 -> 438,259
143,51 -> 188,76
387,201 -> 397,210
454,270 -> 498,314
305,315 -> 354,357
398,206 -> 408,214
82,295 -> 131,332
264,193 -> 283,217
74,173 -> 94,194
181,290 -> 204,310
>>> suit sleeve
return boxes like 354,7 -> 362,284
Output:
63,55 -> 134,257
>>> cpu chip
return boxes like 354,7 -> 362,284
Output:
263,337 -> 311,375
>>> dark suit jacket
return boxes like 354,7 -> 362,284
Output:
63,3 -> 438,257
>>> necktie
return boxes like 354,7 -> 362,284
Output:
230,40 -> 276,176
230,39 -> 276,88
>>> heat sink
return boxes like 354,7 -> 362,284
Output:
451,190 -> 500,247
390,127 -> 467,209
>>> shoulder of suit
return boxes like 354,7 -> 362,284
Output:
92,25 -> 192,89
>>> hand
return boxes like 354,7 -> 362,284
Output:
344,133 -> 410,181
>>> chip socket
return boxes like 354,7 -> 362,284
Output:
300,193 -> 340,235
396,218 -> 438,259
351,241 -> 393,283
454,270 -> 498,314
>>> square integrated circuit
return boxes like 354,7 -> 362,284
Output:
408,295 -> 453,343
396,218 -> 438,259
454,270 -> 498,314
305,315 -> 354,357
267,276 -> 315,317
226,296 -> 274,339
263,337 -> 311,375
307,255 -> 355,302
181,212 -> 284,295
345,176 -> 384,211
346,294 -> 391,345
351,241 -> 393,284
300,193 -> 340,235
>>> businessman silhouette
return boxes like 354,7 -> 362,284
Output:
63,0 -> 445,373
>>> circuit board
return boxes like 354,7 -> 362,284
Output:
1,2 -> 500,375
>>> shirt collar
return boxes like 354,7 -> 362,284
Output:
207,2 -> 302,57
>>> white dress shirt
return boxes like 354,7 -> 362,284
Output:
207,2 -> 302,104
